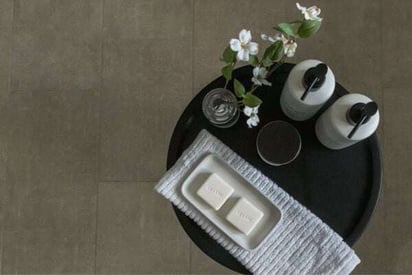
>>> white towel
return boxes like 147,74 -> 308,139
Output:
155,129 -> 360,275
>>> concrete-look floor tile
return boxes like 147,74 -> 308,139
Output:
382,87 -> 412,274
384,200 -> 412,274
1,89 -> 98,274
96,182 -> 190,274
11,0 -> 103,91
2,228 -> 95,275
383,89 -> 412,203
0,0 -> 12,106
193,0 -> 289,93
0,2 -> 13,271
0,116 -> 7,274
100,0 -> 193,182
103,0 -> 192,41
382,0 -> 412,88
353,198 -> 386,274
190,242 -> 238,275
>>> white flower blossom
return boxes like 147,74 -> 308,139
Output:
247,115 -> 260,128
243,105 -> 259,117
284,40 -> 297,57
243,105 -> 260,128
252,67 -> 271,86
296,3 -> 322,21
230,29 -> 259,62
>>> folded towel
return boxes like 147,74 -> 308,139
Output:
155,129 -> 360,275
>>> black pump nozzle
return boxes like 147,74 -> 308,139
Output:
347,101 -> 378,139
301,63 -> 328,101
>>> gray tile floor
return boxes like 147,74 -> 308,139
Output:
0,0 -> 410,274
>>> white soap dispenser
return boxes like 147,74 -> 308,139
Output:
280,59 -> 335,121
315,93 -> 380,150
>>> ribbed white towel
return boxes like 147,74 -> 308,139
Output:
155,129 -> 360,275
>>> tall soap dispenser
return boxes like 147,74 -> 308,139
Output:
315,93 -> 380,150
280,59 -> 335,121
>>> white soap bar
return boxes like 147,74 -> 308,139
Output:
196,174 -> 234,210
226,198 -> 264,235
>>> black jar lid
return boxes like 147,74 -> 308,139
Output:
256,121 -> 302,166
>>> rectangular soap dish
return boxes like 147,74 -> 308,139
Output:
180,153 -> 281,250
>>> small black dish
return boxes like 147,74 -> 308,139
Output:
256,121 -> 302,166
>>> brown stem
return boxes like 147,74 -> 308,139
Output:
267,55 -> 287,77
249,84 -> 258,94
249,85 -> 258,94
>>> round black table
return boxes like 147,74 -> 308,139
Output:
166,64 -> 382,274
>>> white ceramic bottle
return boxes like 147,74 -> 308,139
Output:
315,93 -> 380,150
280,59 -> 335,121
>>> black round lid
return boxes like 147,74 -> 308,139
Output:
256,121 -> 302,166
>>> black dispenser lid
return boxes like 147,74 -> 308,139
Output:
347,102 -> 378,125
301,63 -> 328,101
347,101 -> 378,139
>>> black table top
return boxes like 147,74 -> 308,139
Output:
166,63 -> 382,274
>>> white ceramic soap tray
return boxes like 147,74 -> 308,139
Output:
181,153 -> 281,250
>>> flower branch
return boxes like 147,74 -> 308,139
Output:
219,2 -> 323,127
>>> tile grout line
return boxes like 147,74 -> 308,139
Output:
379,0 -> 386,273
93,0 -> 105,274
379,0 -> 385,144
191,0 -> 195,98
1,0 -> 15,273
6,0 -> 14,101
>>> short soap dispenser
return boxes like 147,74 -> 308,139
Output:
315,93 -> 380,150
280,59 -> 335,121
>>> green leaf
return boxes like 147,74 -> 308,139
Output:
222,46 -> 237,63
271,40 -> 284,61
274,23 -> 296,37
262,43 -> 276,60
234,79 -> 246,98
262,58 -> 273,67
243,93 -> 262,107
221,65 -> 232,81
298,20 -> 322,38
249,55 -> 259,66
262,40 -> 283,65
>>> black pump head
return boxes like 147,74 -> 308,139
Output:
347,101 -> 378,125
301,63 -> 328,101
347,101 -> 378,139
303,63 -> 328,90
